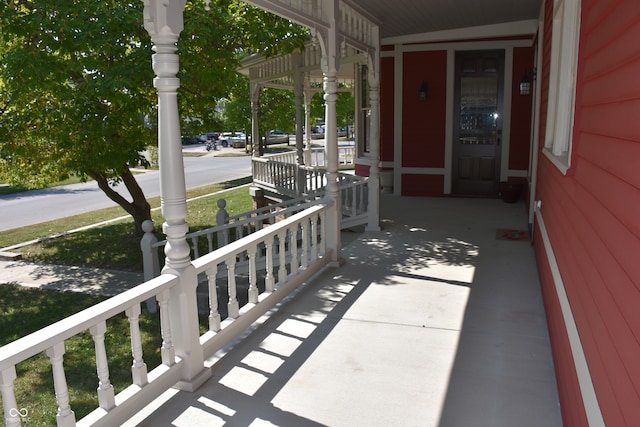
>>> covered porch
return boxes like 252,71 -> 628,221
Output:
126,194 -> 561,426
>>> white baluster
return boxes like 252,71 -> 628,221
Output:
278,230 -> 288,284
248,244 -> 259,304
311,213 -> 318,262
157,290 -> 175,365
265,235 -> 275,292
125,305 -> 149,387
351,186 -> 358,216
46,342 -> 76,427
226,258 -> 240,318
301,218 -> 309,270
206,266 -> 221,331
90,321 -> 116,409
207,233 -> 214,253
1,367 -> 20,427
290,224 -> 299,275
320,210 -> 327,257
192,236 -> 199,258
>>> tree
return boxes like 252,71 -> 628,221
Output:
0,0 -> 306,235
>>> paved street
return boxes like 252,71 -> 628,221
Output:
0,145 -> 251,233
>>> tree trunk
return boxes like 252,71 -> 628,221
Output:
88,166 -> 151,236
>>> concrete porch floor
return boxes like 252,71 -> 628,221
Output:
126,195 -> 562,427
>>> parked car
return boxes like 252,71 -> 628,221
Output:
266,129 -> 290,145
196,134 -> 208,143
181,136 -> 198,145
219,132 -> 247,148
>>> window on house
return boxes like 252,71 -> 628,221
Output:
544,0 -> 581,173
357,63 -> 370,156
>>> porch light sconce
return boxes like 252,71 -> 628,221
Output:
419,80 -> 429,101
519,69 -> 536,96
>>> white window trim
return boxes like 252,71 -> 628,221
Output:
543,0 -> 581,174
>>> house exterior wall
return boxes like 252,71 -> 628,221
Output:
377,39 -> 534,196
534,0 -> 640,424
509,46 -> 534,173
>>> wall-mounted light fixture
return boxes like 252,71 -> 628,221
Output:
419,80 -> 429,101
519,69 -> 536,96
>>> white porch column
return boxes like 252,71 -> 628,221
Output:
316,1 -> 342,264
293,53 -> 305,165
303,75 -> 313,166
143,0 -> 211,391
250,81 -> 261,157
366,43 -> 381,231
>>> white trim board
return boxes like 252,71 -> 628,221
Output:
535,205 -> 605,427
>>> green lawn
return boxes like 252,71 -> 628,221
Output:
0,177 -> 254,271
0,177 -> 254,425
0,285 -> 163,426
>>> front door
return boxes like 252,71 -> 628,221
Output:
452,50 -> 504,195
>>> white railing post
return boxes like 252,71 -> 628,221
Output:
265,235 -> 275,292
206,266 -> 221,332
141,220 -> 160,312
1,367 -> 20,427
278,230 -> 288,284
141,220 -> 160,282
126,304 -> 149,387
90,321 -> 116,410
366,32 -> 381,231
247,244 -> 259,304
46,342 -> 76,427
157,290 -> 175,366
225,258 -> 240,318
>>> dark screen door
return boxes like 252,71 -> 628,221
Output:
452,50 -> 504,195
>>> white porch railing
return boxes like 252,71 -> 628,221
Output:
141,167 -> 368,281
307,146 -> 355,168
0,199 -> 335,427
253,156 -> 326,197
141,194 -> 322,281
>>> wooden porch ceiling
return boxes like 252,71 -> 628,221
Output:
359,0 -> 543,43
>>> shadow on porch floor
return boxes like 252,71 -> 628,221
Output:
126,195 -> 562,427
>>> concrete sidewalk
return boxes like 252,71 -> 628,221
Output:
0,259 -> 143,296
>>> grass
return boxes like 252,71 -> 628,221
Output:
0,285 -> 163,426
0,177 -> 254,271
0,177 -> 255,425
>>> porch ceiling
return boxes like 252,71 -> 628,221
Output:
358,0 -> 543,43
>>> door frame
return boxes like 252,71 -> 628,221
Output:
445,45 -> 516,195
451,49 -> 505,195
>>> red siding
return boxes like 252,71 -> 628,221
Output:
534,224 -> 589,427
509,47 -> 534,171
380,56 -> 395,163
401,174 -> 444,197
401,51 -> 447,169
534,0 -> 640,424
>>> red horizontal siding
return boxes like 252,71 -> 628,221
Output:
581,56 -> 640,105
579,133 -> 640,189
534,0 -> 640,424
579,99 -> 640,142
534,223 -> 589,427
582,2 -> 640,58
538,157 -> 640,424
